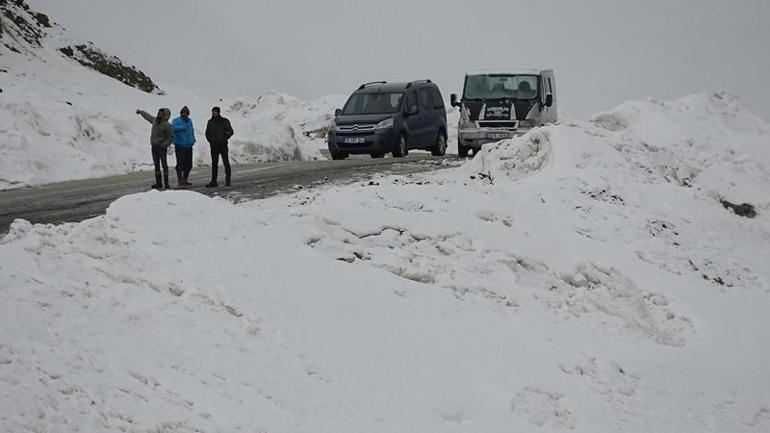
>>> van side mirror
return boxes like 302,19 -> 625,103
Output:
544,93 -> 553,107
334,108 -> 343,117
450,93 -> 460,108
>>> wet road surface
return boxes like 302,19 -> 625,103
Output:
0,154 -> 459,234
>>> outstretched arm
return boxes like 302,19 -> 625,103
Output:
137,110 -> 154,124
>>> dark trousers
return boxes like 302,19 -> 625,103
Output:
175,147 -> 193,182
151,145 -> 169,186
210,144 -> 231,182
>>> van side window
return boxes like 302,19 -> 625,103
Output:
418,88 -> 433,110
430,87 -> 445,110
547,77 -> 553,93
405,91 -> 418,112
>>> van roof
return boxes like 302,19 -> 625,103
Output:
355,80 -> 435,93
466,69 -> 552,76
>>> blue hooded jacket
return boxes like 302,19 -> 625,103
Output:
172,116 -> 196,148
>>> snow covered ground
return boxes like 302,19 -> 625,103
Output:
2,91 -> 769,432
0,2 -> 344,190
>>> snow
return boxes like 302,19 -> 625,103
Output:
2,91 -> 770,432
219,92 -> 345,162
0,7 -> 344,190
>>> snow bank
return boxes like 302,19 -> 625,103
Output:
463,129 -> 552,182
2,93 -> 770,432
215,92 -> 345,163
248,91 -> 770,431
589,91 -> 770,204
0,191 -> 579,433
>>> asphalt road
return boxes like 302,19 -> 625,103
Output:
0,154 -> 459,235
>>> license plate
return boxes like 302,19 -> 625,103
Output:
488,132 -> 510,139
344,137 -> 366,144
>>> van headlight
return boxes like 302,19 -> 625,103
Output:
519,119 -> 535,128
459,120 -> 476,130
375,118 -> 394,129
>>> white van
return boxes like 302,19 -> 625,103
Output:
450,69 -> 557,157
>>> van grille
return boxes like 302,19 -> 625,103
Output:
336,124 -> 375,133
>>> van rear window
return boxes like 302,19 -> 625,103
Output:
430,87 -> 445,109
418,89 -> 433,110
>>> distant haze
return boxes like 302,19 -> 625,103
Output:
29,0 -> 770,120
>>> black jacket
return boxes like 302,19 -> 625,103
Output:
205,116 -> 234,147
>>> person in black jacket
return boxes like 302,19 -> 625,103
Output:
205,106 -> 235,187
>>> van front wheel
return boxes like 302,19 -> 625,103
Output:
392,134 -> 408,158
458,140 -> 470,158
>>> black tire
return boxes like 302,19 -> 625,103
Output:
431,131 -> 448,157
457,140 -> 470,158
392,133 -> 408,158
370,153 -> 385,159
331,152 -> 348,160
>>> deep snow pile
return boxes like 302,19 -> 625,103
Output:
0,3 -> 340,190
216,92 -> 346,163
2,92 -> 769,433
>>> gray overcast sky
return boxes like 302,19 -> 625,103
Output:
29,0 -> 770,120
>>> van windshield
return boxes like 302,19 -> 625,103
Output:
343,92 -> 404,115
463,75 -> 539,100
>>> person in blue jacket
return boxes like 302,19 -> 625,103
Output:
172,106 -> 196,186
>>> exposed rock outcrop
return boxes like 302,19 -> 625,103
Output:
58,43 -> 161,94
0,0 -> 161,94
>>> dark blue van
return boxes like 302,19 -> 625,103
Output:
328,80 -> 448,160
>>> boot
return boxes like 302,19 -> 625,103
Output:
176,167 -> 183,187
205,179 -> 218,188
225,177 -> 231,187
163,172 -> 170,190
151,172 -> 162,189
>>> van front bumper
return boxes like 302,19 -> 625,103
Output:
327,129 -> 397,154
458,128 -> 530,148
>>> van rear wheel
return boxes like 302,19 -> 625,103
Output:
431,132 -> 447,157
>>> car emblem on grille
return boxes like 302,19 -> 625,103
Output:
339,123 -> 374,131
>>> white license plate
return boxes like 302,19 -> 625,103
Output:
488,133 -> 510,139
344,137 -> 366,144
